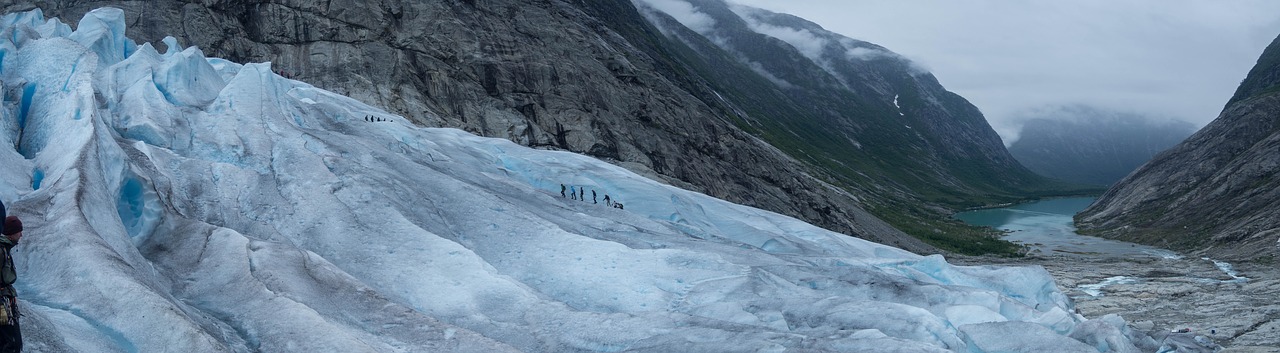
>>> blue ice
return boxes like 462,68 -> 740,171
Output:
0,6 -> 1156,353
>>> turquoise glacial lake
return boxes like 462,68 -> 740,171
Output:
954,197 -> 1179,258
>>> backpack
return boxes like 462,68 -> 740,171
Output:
0,201 -> 13,287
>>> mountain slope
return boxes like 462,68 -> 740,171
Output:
625,0 -> 1087,251
1077,34 -> 1280,260
702,3 -> 1044,198
1007,106 -> 1196,186
1,0 -> 1088,254
0,8 -> 1147,352
0,0 -> 938,253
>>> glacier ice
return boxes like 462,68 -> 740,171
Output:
961,321 -> 1101,352
0,7 -> 1151,352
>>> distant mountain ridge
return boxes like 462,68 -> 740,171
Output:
1007,106 -> 1196,186
2,0 -> 1083,253
1077,34 -> 1280,260
631,0 -> 1084,252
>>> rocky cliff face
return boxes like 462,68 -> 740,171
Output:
1077,34 -> 1280,260
640,0 -> 1058,202
5,0 -> 1067,254
1007,106 -> 1196,186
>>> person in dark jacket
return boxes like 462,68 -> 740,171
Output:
591,190 -> 597,204
0,210 -> 22,353
561,184 -> 566,198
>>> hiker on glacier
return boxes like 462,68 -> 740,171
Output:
0,201 -> 23,353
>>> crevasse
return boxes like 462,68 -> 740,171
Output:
0,6 -> 1151,353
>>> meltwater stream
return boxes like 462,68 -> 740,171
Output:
955,200 -> 1272,350
955,197 -> 1181,258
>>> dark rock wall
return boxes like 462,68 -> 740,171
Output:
1078,34 -> 1280,260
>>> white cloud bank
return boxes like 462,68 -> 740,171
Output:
633,0 -> 717,34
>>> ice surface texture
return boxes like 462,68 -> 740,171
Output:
0,7 -> 1144,353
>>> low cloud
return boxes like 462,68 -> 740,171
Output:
995,104 -> 1198,146
736,6 -> 933,78
748,23 -> 828,60
632,0 -> 717,35
730,5 -> 829,61
744,60 -> 796,88
845,47 -> 891,61
726,0 -> 1280,142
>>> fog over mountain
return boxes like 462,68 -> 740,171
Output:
728,0 -> 1280,144
1006,106 -> 1197,186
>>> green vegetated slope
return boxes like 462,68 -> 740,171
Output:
610,0 -> 1098,254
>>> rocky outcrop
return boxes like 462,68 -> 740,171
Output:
1077,34 -> 1280,260
5,0 -> 1069,254
1007,105 -> 1196,186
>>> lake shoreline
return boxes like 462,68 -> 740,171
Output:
954,197 -> 1178,259
956,194 -> 1106,212
948,197 -> 1280,351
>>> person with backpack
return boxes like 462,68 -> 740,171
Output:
0,203 -> 22,353
570,186 -> 577,200
560,184 -> 566,198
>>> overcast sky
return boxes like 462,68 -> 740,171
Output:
726,0 -> 1280,143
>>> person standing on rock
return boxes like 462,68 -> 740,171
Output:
0,206 -> 23,353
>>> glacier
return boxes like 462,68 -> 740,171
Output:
0,7 -> 1152,353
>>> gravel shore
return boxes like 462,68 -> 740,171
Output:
956,254 -> 1280,352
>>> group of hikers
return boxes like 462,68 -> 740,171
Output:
0,201 -> 24,352
561,184 -> 623,209
363,115 -> 392,123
